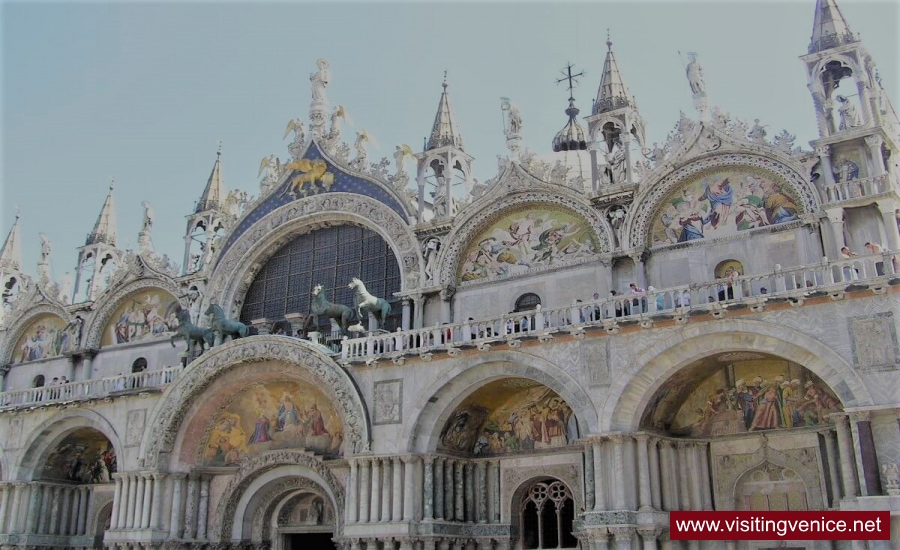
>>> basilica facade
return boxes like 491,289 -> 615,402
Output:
0,1 -> 899,549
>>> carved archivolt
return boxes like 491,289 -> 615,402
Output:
207,193 -> 423,318
252,479 -> 329,543
437,175 -> 613,287
0,303 -> 71,365
140,337 -> 371,469
503,464 -> 583,521
83,276 -> 186,349
211,450 -> 344,542
625,153 -> 820,249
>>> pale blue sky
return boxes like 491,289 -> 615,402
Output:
2,0 -> 898,278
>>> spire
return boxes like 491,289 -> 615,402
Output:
809,0 -> 857,53
593,33 -> 635,115
426,72 -> 464,151
0,207 -> 23,272
86,179 -> 117,247
196,145 -> 225,213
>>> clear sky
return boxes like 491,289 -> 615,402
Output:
2,0 -> 898,279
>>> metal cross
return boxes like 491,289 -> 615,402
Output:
556,63 -> 584,100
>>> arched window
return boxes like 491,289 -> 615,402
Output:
521,480 -> 577,549
33,375 -> 45,388
131,357 -> 147,373
515,293 -> 542,313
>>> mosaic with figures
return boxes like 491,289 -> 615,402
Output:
201,380 -> 342,465
43,428 -> 117,483
642,354 -> 842,437
13,314 -> 75,363
101,289 -> 180,346
650,167 -> 802,246
459,207 -> 598,283
440,378 -> 578,456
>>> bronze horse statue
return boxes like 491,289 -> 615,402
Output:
205,303 -> 251,342
170,309 -> 214,354
311,284 -> 355,335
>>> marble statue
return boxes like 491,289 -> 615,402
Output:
284,118 -> 306,161
836,95 -> 862,130
39,233 -> 52,264
328,106 -> 345,139
605,143 -> 627,185
423,237 -> 441,281
188,288 -> 204,325
882,463 -> 900,495
394,144 -> 414,177
310,59 -> 331,102
501,97 -> 522,137
747,119 -> 768,144
353,130 -> 369,169
258,154 -> 282,192
432,177 -> 452,218
685,52 -> 706,95
141,201 -> 154,233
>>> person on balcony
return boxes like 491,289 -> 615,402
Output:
865,242 -> 886,275
840,246 -> 859,281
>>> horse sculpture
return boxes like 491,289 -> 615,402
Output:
311,284 -> 355,335
348,277 -> 392,330
170,309 -> 215,354
205,303 -> 251,342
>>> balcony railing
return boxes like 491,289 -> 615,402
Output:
823,174 -> 890,203
0,365 -> 183,409
341,252 -> 899,362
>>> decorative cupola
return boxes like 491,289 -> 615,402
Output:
73,180 -> 121,302
586,36 -> 646,192
183,147 -> 229,274
415,73 -> 473,223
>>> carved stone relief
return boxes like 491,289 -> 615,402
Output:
849,312 -> 900,372
373,379 -> 402,425
125,409 -> 146,447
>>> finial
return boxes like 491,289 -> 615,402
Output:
217,139 -> 222,157
109,176 -> 115,191
15,204 -> 20,219
442,70 -> 448,90
556,62 -> 585,102
606,29 -> 612,50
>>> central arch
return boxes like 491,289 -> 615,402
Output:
139,336 -> 371,469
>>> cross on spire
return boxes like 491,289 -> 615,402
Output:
556,63 -> 585,101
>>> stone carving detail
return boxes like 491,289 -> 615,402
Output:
881,463 -> 900,495
438,183 -> 613,287
627,153 -> 819,249
373,379 -> 402,425
83,275 -> 186,350
502,463 -> 582,516
849,312 -> 900,371
211,449 -> 344,542
250,477 -> 327,542
141,337 -> 371,468
208,193 -> 422,312
125,409 -> 146,447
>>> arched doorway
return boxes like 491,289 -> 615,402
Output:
518,479 -> 577,549
275,491 -> 336,550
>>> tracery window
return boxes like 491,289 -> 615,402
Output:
240,225 -> 401,331
521,480 -> 577,549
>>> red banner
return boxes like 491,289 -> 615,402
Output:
670,511 -> 891,540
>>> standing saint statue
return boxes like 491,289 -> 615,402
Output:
836,95 -> 862,130
140,201 -> 154,233
685,52 -> 706,95
39,234 -> 52,264
310,59 -> 331,102
501,97 -> 522,138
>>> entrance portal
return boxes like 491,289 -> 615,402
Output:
283,532 -> 334,549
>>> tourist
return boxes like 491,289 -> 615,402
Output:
648,286 -> 665,311
629,283 -> 645,314
865,242 -> 885,275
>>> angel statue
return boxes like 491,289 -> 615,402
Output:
39,233 -> 52,264
501,97 -> 522,138
258,155 -> 282,193
685,52 -> 706,95
836,95 -> 862,130
353,130 -> 370,168
328,105 -> 346,140
310,58 -> 331,103
393,144 -> 414,177
140,201 -> 154,233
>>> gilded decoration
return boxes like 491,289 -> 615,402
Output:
101,288 -> 180,346
12,313 -> 71,363
642,355 -> 842,437
650,166 -> 802,246
201,379 -> 343,465
440,378 -> 577,456
458,206 -> 599,283
42,428 -> 117,483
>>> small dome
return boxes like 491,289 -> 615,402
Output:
552,101 -> 588,152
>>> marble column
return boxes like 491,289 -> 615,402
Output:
699,443 -> 713,509
834,414 -> 860,498
423,456 -> 434,521
69,486 -> 81,535
610,526 -> 634,550
610,435 -> 626,510
197,475 -> 210,539
434,458 -> 445,521
454,461 -> 464,521
150,473 -> 163,530
126,474 -> 138,530
6,484 -> 21,534
133,474 -> 145,531
592,439 -> 607,511
359,459 -> 371,523
445,459 -> 455,521
183,474 -> 199,539
876,199 -> 900,253
464,462 -> 475,522
37,484 -> 50,534
637,527 -> 661,550
826,208 -> 846,256
392,457 -> 403,522
59,487 -> 72,535
850,411 -> 882,496
110,477 -> 122,529
866,135 -> 887,177
78,486 -> 89,535
141,474 -> 153,529
116,475 -> 129,530
689,444 -> 703,510
48,486 -> 61,535
676,443 -> 691,510
381,459 -> 392,522
168,474 -> 186,538
370,458 -> 382,524
475,461 -> 487,523
635,434 -> 652,511
401,299 -> 411,330
822,429 -> 842,507
24,483 -> 40,534
0,483 -> 11,534
413,294 -> 425,329
402,456 -> 416,522
348,459 -> 359,524
491,460 -> 501,524
649,438 -> 662,510
658,441 -> 674,511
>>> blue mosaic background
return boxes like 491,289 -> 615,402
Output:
220,142 -> 409,258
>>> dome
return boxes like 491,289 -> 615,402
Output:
552,100 -> 588,152
539,148 -> 594,192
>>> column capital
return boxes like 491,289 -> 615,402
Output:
876,199 -> 898,215
609,526 -> 635,540
818,426 -> 836,437
824,207 -> 845,224
815,145 -> 831,157
637,526 -> 663,539
423,455 -> 435,465
849,411 -> 871,423
657,438 -> 674,448
865,134 -> 884,149
401,454 -> 420,465
633,433 -> 650,443
608,434 -> 625,444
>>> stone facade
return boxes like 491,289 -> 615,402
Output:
1,2 -> 900,549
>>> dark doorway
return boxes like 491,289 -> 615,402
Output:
283,532 -> 334,549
